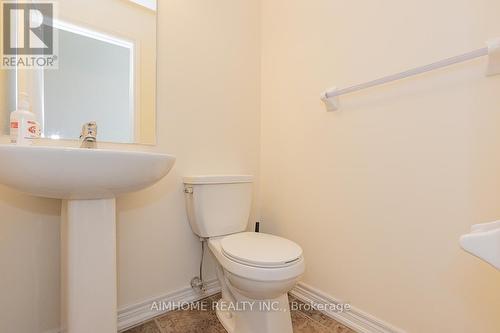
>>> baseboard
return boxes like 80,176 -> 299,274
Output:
290,282 -> 406,333
117,279 -> 221,331
117,279 -> 405,333
42,328 -> 61,333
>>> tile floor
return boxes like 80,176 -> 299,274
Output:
123,293 -> 356,333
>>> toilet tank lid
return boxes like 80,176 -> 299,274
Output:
183,175 -> 254,185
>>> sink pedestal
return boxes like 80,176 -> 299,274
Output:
0,145 -> 176,333
61,199 -> 117,333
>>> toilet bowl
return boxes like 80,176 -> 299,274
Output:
209,233 -> 304,333
183,175 -> 305,333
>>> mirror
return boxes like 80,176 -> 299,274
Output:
0,0 -> 157,144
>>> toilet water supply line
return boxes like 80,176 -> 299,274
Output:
191,238 -> 207,292
190,223 -> 261,292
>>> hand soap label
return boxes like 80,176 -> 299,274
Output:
10,119 -> 40,144
26,120 -> 41,139
10,121 -> 19,143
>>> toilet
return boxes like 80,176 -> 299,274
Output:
183,175 -> 305,333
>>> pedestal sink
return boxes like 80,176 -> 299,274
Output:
0,145 -> 175,333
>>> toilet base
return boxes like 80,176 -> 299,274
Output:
215,293 -> 293,333
215,299 -> 236,333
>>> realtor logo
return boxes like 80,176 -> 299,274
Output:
2,1 -> 57,68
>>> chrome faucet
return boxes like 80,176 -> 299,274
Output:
80,121 -> 98,148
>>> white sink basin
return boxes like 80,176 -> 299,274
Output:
0,144 -> 175,333
0,145 -> 175,199
460,221 -> 500,270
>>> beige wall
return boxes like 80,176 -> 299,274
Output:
3,1 -> 500,332
0,68 -> 14,135
260,0 -> 500,332
0,15 -> 7,135
0,0 -> 261,332
0,188 -> 60,333
0,70 -> 6,135
117,0 -> 261,306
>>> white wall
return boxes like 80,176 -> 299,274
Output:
260,0 -> 500,332
0,0 -> 261,332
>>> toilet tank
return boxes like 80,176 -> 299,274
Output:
183,175 -> 253,238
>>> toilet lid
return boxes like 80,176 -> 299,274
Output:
221,232 -> 302,268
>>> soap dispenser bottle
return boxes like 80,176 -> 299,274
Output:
10,93 -> 40,145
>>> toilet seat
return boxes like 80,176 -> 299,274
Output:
221,232 -> 302,268
208,235 -> 305,282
